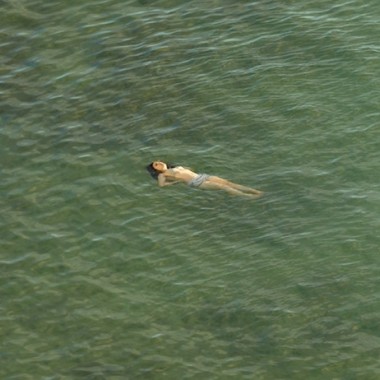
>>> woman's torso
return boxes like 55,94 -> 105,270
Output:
164,166 -> 198,183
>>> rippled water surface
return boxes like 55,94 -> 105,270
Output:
1,0 -> 380,379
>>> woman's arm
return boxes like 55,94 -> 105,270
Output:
157,173 -> 167,186
157,173 -> 180,187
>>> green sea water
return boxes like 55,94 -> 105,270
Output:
1,0 -> 380,379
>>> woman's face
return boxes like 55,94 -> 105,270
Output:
153,161 -> 167,172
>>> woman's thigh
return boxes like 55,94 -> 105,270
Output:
207,176 -> 230,185
200,178 -> 229,190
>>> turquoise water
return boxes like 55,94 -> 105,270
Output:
1,0 -> 380,378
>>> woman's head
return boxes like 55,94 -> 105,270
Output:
152,161 -> 167,172
146,161 -> 177,180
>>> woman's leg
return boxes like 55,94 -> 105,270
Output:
208,176 -> 263,195
200,179 -> 261,198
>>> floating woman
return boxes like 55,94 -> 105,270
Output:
146,161 -> 263,198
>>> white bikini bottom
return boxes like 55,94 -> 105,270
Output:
188,174 -> 210,188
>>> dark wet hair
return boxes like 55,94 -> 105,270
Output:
146,162 -> 178,180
